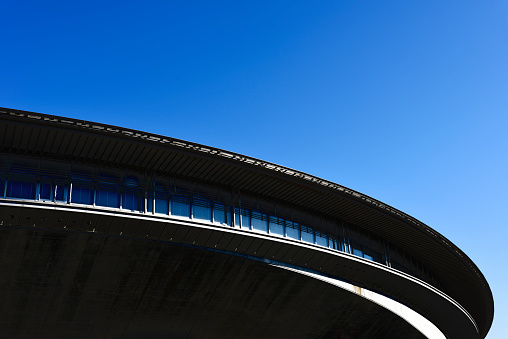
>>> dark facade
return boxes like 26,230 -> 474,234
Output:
0,107 -> 494,338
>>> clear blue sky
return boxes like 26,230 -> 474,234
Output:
2,1 -> 507,337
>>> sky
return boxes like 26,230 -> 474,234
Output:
2,1 -> 507,337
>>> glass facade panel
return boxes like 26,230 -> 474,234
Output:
241,209 -> 251,230
72,186 -> 93,204
213,203 -> 226,224
96,185 -> 119,208
171,196 -> 190,218
193,199 -> 211,221
252,211 -> 268,233
316,233 -> 328,247
286,221 -> 300,240
234,207 -> 241,228
351,243 -> 363,257
269,217 -> 284,236
155,189 -> 169,214
7,180 -> 35,199
301,226 -> 315,243
123,192 -> 139,211
39,182 -> 51,200
146,191 -> 154,213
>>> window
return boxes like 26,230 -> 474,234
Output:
301,226 -> 315,243
213,203 -> 226,224
171,195 -> 190,218
193,199 -> 211,221
7,180 -> 35,199
251,211 -> 268,233
316,232 -> 328,247
122,177 -> 139,211
241,209 -> 251,230
96,180 -> 119,208
154,187 -> 169,215
269,216 -> 284,236
286,221 -> 300,240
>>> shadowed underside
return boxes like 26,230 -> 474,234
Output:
0,227 -> 424,339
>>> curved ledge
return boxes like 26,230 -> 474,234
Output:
0,200 -> 479,338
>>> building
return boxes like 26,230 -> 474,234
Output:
0,107 -> 493,338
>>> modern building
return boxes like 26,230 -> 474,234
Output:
0,107 -> 493,338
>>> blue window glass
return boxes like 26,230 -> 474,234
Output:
72,186 -> 93,204
316,233 -> 328,247
7,180 -> 35,199
40,183 -> 51,200
193,199 -> 211,221
286,221 -> 300,240
363,248 -> 373,261
213,203 -> 226,224
123,178 -> 139,211
251,211 -> 268,233
351,243 -> 363,257
154,189 -> 169,214
0,179 -> 3,197
171,196 -> 190,218
241,209 -> 251,230
269,217 -> 284,236
54,184 -> 66,201
234,207 -> 241,228
123,192 -> 139,211
96,188 -> 119,208
301,226 -> 315,243
147,191 -> 154,213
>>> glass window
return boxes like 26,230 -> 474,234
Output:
39,182 -> 51,200
123,191 -> 139,211
351,242 -> 363,257
72,185 -> 93,205
241,209 -> 251,230
171,195 -> 190,218
316,233 -> 328,247
234,207 -> 241,228
146,191 -> 154,213
7,179 -> 35,199
251,211 -> 268,233
213,203 -> 226,224
155,188 -> 169,215
96,181 -> 119,208
122,177 -> 139,211
193,199 -> 211,221
286,221 -> 300,240
54,183 -> 66,201
301,226 -> 315,243
269,216 -> 284,236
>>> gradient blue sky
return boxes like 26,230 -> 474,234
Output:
2,1 -> 507,337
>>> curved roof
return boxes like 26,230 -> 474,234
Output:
0,106 -> 494,337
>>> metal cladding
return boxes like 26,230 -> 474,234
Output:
0,107 -> 494,338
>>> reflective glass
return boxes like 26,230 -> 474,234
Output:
252,211 -> 268,233
241,210 -> 251,230
213,203 -> 226,224
269,217 -> 284,236
123,192 -> 139,211
351,243 -> 363,257
286,221 -> 300,240
39,183 -> 51,200
301,226 -> 314,243
234,208 -> 241,228
7,180 -> 35,199
96,189 -> 119,208
72,186 -> 93,205
316,233 -> 328,247
171,196 -> 190,218
146,191 -> 154,213
193,200 -> 211,221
